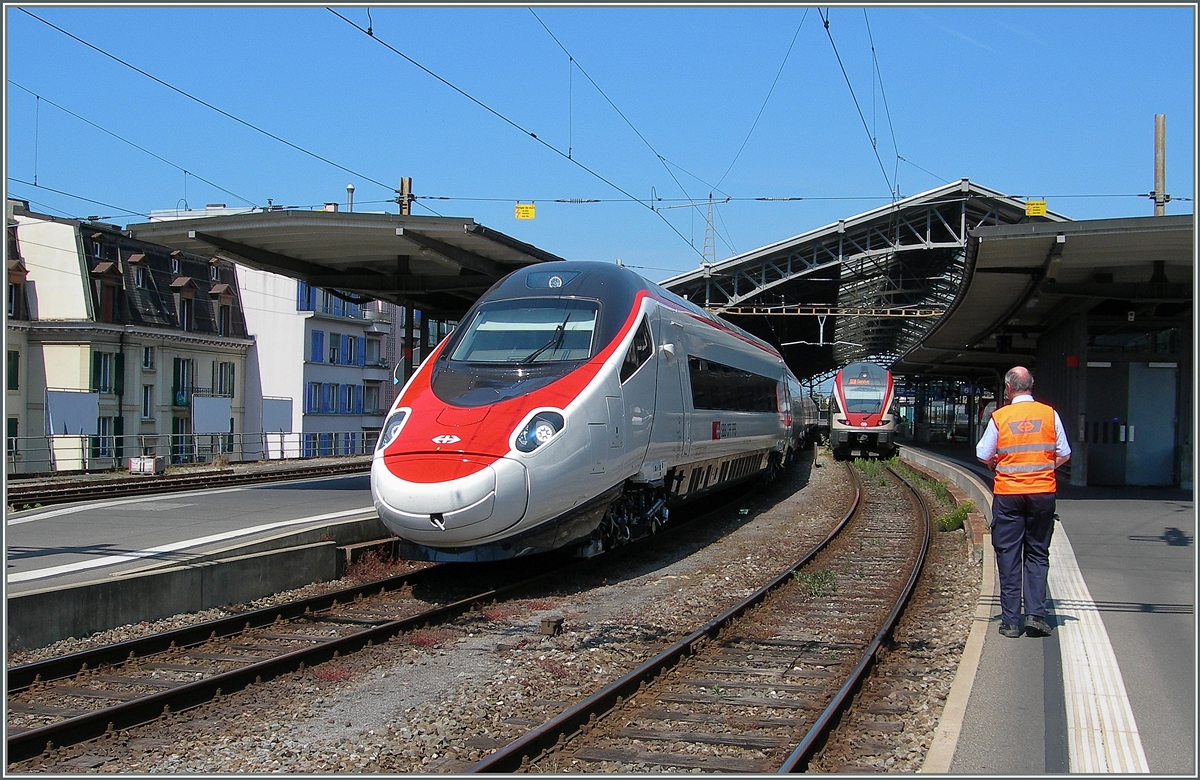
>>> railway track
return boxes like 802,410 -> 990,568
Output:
465,462 -> 931,773
4,458 -> 371,510
5,557 -> 573,763
5,476 -> 766,766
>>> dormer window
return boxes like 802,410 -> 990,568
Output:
171,276 -> 197,332
209,283 -> 234,336
90,261 -> 123,323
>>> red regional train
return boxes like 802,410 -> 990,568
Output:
371,261 -> 820,562
827,360 -> 899,460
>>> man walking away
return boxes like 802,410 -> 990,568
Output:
976,366 -> 1072,638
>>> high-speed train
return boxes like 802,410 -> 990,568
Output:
827,360 -> 898,460
371,261 -> 819,562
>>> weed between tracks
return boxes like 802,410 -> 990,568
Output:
345,549 -> 409,583
793,569 -> 838,598
312,663 -> 354,683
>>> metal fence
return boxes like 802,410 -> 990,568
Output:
5,430 -> 380,475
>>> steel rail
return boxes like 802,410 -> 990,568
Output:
6,562 -> 447,692
464,464 -> 864,773
5,460 -> 370,509
777,463 -> 932,773
5,558 -> 576,764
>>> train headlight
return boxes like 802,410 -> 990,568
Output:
375,409 -> 410,452
514,411 -> 564,453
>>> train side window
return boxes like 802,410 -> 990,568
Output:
619,318 -> 654,383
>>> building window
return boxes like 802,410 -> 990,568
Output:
142,346 -> 154,369
7,417 -> 18,456
214,361 -> 236,396
364,384 -> 380,414
94,416 -> 113,458
172,357 -> 194,406
218,304 -> 231,336
209,264 -> 219,281
93,352 -> 113,393
346,336 -> 357,366
366,338 -> 382,365
142,384 -> 154,419
306,382 -> 321,414
171,257 -> 180,274
92,240 -> 103,258
310,330 -> 324,363
8,281 -> 21,318
329,335 -> 340,364
135,266 -> 148,288
7,350 -> 18,391
96,279 -> 117,323
179,296 -> 194,332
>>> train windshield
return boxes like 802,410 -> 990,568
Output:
841,363 -> 888,414
448,298 -> 600,364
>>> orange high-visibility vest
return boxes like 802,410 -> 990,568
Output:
991,401 -> 1058,495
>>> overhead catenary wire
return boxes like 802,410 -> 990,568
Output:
326,7 -> 706,262
9,81 -> 259,209
819,8 -> 895,200
9,178 -> 150,220
715,9 -> 809,191
19,8 -> 397,197
863,9 -> 902,197
528,10 -> 737,256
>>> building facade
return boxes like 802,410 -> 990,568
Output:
236,266 -> 392,458
5,200 -> 252,473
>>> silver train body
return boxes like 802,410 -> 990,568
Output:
370,261 -> 814,562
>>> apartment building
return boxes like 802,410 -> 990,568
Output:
5,199 -> 252,472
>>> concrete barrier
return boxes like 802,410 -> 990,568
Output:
7,541 -> 339,651
900,448 -> 993,563
7,513 -> 396,650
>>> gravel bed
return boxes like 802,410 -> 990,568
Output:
10,448 -> 982,774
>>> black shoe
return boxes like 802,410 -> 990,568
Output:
1024,616 -> 1052,637
998,623 -> 1021,638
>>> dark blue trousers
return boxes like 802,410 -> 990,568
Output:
990,492 -> 1056,626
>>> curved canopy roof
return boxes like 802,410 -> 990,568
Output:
661,179 -> 1069,383
894,214 -> 1194,379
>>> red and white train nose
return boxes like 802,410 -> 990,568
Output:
371,454 -> 529,545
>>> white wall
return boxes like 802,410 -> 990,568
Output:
13,216 -> 89,320
236,266 -> 308,434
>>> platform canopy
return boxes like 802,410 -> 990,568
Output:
661,179 -> 1067,384
893,214 -> 1194,379
127,210 -> 566,318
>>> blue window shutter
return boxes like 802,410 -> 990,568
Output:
311,330 -> 324,363
340,334 -> 350,365
339,384 -> 347,414
356,337 -> 365,366
354,384 -> 363,414
297,281 -> 306,310
321,383 -> 330,414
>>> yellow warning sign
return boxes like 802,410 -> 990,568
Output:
1025,200 -> 1047,217
514,203 -> 536,220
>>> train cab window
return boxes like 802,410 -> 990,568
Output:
619,318 -> 654,383
447,298 -> 599,364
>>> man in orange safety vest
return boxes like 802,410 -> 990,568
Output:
976,366 -> 1071,639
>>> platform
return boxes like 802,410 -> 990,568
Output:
906,442 -> 1194,775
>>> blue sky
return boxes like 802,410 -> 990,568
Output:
4,4 -> 1195,283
